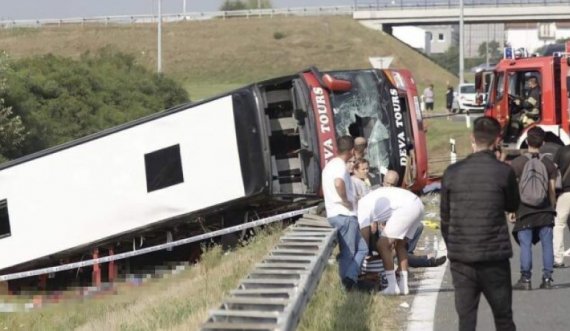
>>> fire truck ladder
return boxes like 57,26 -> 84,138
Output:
200,214 -> 336,331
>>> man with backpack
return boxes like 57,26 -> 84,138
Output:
510,126 -> 557,290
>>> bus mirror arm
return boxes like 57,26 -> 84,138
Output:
322,74 -> 352,93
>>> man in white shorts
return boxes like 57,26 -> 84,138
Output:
357,171 -> 424,295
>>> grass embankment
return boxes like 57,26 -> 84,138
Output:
299,263 -> 401,331
425,117 -> 472,176
0,15 -> 467,166
0,226 -> 403,331
0,228 -> 283,330
0,16 -> 456,100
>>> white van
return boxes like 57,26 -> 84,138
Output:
453,83 -> 485,114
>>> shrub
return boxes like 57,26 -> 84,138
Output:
273,31 -> 285,40
0,48 -> 189,159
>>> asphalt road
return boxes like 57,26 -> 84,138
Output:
433,224 -> 570,331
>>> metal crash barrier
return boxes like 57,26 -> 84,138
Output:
0,207 -> 317,283
201,214 -> 337,331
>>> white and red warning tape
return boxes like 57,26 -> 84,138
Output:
0,206 -> 317,282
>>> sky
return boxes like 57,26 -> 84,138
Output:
0,0 -> 356,20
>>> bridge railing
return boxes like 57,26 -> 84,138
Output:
0,6 -> 354,29
356,0 -> 570,10
1,2 -> 568,29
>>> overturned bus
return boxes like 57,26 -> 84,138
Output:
0,67 -> 428,289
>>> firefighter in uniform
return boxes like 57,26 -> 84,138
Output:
511,77 -> 541,135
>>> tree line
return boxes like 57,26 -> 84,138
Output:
220,0 -> 272,11
0,48 -> 189,163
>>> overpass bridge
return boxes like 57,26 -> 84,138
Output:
354,0 -> 570,33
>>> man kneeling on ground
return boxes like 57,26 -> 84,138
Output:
357,172 -> 444,289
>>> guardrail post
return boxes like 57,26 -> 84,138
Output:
450,138 -> 457,164
0,280 -> 9,295
92,248 -> 101,287
108,247 -> 117,282
38,274 -> 47,290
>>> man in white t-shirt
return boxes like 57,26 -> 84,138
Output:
423,84 -> 434,111
322,135 -> 368,291
357,172 -> 424,295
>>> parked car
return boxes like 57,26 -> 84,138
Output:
452,83 -> 485,114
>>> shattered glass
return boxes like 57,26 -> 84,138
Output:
329,71 -> 393,175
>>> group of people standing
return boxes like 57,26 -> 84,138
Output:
422,83 -> 455,113
322,135 -> 443,295
441,116 -> 570,331
321,116 -> 570,329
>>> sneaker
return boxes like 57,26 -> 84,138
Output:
430,256 -> 447,267
397,279 -> 409,295
539,277 -> 554,289
380,274 -> 388,290
380,286 -> 400,296
355,280 -> 376,293
342,277 -> 356,291
343,277 -> 375,293
513,277 -> 532,290
553,262 -> 565,268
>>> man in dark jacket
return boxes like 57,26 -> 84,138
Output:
441,116 -> 519,331
510,127 -> 557,290
446,84 -> 454,113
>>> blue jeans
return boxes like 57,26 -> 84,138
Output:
407,222 -> 423,254
517,226 -> 554,279
407,223 -> 432,267
328,215 -> 368,283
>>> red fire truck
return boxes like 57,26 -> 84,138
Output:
475,45 -> 570,150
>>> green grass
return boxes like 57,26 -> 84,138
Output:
425,117 -> 472,176
184,82 -> 244,101
298,261 -> 401,331
0,17 -> 457,101
0,227 -> 284,331
0,225 -> 406,331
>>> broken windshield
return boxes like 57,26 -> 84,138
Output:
328,71 -> 393,177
